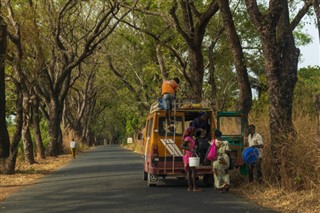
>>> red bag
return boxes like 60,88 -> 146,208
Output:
206,139 -> 217,161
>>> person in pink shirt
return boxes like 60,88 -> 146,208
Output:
181,126 -> 201,192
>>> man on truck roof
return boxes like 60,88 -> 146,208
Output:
161,77 -> 180,131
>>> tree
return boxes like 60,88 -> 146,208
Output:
0,6 -> 10,159
245,0 -> 314,184
217,0 -> 252,127
3,0 -> 37,164
169,0 -> 219,100
5,82 -> 23,174
27,0 -> 131,156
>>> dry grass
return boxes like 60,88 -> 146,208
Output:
0,154 -> 73,202
233,183 -> 320,213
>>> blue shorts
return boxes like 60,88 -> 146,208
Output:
162,94 -> 175,110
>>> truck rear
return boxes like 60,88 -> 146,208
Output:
143,100 -> 214,187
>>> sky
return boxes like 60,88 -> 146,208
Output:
298,23 -> 320,69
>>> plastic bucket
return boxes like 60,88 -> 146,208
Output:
189,157 -> 200,167
243,147 -> 259,165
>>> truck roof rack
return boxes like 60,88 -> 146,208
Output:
150,98 -> 210,113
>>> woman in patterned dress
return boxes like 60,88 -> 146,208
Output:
212,130 -> 231,192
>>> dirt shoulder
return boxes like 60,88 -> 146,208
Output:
0,154 -> 72,202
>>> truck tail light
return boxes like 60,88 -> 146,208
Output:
152,144 -> 158,157
151,144 -> 159,166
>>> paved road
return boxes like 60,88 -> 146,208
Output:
1,145 -> 276,213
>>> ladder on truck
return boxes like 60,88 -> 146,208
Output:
150,99 -> 179,173
164,99 -> 177,174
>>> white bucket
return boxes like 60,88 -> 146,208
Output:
189,157 -> 200,167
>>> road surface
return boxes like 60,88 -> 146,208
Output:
1,145 -> 276,213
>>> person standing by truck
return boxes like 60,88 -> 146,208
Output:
247,124 -> 264,183
161,78 -> 180,131
181,126 -> 201,192
192,112 -> 211,164
212,129 -> 231,193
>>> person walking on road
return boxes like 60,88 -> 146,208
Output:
161,77 -> 180,131
181,126 -> 201,192
247,124 -> 264,183
212,129 -> 231,193
70,138 -> 77,159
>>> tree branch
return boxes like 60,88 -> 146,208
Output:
244,0 -> 264,30
290,0 -> 313,32
313,0 -> 320,42
107,57 -> 137,94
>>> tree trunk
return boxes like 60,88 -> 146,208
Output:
32,96 -> 45,159
58,126 -> 63,154
156,45 -> 169,80
244,0 -> 310,186
188,47 -> 204,100
46,100 -> 63,157
169,1 -> 219,101
22,95 -> 36,164
313,0 -> 320,42
0,16 -> 10,159
208,42 -> 218,114
217,0 -> 252,127
21,126 -> 36,164
262,3 -> 298,185
5,88 -> 23,174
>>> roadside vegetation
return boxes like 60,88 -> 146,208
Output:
125,109 -> 320,213
0,1 -> 319,212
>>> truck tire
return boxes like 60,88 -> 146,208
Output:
143,171 -> 148,181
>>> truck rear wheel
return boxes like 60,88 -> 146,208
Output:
143,171 -> 147,181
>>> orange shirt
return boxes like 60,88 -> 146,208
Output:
161,80 -> 178,95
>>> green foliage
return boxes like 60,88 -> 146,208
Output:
4,68 -> 17,117
7,124 -> 16,140
125,112 -> 142,137
294,24 -> 312,46
294,66 -> 320,115
2,0 -> 318,153
39,119 -> 51,149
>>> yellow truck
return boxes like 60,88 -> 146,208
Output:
142,99 -> 215,187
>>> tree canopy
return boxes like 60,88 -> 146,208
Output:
0,0 -> 319,187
